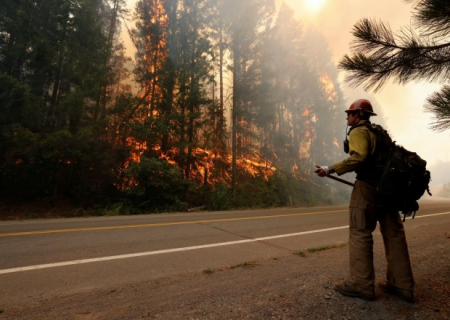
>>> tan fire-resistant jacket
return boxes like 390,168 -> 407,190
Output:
331,120 -> 377,176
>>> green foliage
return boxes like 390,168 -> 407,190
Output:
2,129 -> 72,200
0,0 -> 131,207
185,167 -> 350,212
203,268 -> 214,274
221,169 -> 348,210
229,261 -> 260,269
306,243 -> 346,253
122,157 -> 190,212
269,170 -> 351,207
1,122 -> 122,205
294,251 -> 306,257
232,175 -> 280,208
68,202 -> 137,217
207,182 -> 233,211
0,74 -> 43,128
294,243 -> 346,257
268,171 -> 308,207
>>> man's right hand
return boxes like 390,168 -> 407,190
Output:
314,165 -> 330,177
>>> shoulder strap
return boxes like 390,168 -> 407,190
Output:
344,122 -> 371,154
349,122 -> 393,158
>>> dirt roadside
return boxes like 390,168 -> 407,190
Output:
1,220 -> 449,320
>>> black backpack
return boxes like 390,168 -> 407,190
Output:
365,124 -> 432,220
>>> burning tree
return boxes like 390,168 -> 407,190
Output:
125,0 -> 348,209
0,0 -> 351,211
131,0 -> 214,182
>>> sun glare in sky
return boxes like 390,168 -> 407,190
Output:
305,0 -> 326,12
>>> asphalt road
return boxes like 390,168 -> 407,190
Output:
1,199 -> 449,307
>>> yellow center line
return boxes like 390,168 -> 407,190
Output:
0,209 -> 348,237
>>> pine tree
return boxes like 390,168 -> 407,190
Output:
176,0 -> 213,181
339,0 -> 450,131
132,0 -> 175,154
216,0 -> 275,191
0,0 -> 127,203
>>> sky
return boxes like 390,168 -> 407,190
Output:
124,0 -> 449,166
283,0 -> 449,166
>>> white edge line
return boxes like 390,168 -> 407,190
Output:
0,226 -> 348,275
413,211 -> 450,219
1,211 -> 448,275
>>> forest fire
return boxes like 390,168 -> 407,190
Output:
238,157 -> 276,179
320,73 -> 338,102
124,135 -> 276,185
126,137 -> 147,163
2,0 -> 359,213
333,137 -> 340,148
119,1 -> 346,195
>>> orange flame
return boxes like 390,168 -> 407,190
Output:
333,137 -> 340,148
320,73 -> 338,102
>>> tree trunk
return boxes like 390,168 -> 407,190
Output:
231,46 -> 239,193
48,7 -> 69,128
161,0 -> 179,152
185,1 -> 199,181
218,21 -> 226,154
96,0 -> 120,121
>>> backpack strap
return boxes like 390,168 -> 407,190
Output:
348,122 -> 394,185
347,122 -> 384,157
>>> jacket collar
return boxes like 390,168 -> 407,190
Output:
351,119 -> 371,129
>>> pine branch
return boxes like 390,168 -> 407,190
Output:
408,0 -> 450,38
339,18 -> 450,92
425,85 -> 450,131
340,2 -> 450,132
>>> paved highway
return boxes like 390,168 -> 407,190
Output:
1,199 -> 449,306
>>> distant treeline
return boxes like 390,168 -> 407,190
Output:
0,0 -> 350,215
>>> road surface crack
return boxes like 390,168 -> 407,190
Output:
200,223 -> 294,253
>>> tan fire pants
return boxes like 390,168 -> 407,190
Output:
349,180 -> 414,292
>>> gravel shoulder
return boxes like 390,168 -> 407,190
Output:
1,220 -> 449,320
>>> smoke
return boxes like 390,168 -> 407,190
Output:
122,0 -> 450,170
281,0 -> 450,166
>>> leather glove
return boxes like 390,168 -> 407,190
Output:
314,165 -> 331,177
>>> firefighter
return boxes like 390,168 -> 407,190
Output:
314,99 -> 414,302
